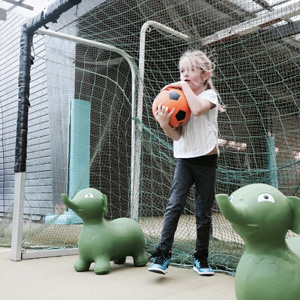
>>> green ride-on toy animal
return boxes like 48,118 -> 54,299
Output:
216,183 -> 300,300
62,188 -> 148,274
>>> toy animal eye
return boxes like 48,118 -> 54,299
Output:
229,195 -> 233,202
257,193 -> 274,203
84,193 -> 94,198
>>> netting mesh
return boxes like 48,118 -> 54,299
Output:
1,0 -> 300,274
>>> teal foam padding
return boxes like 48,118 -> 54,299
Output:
267,136 -> 278,188
69,99 -> 91,199
46,99 -> 91,225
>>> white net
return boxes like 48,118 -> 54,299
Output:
2,0 -> 300,273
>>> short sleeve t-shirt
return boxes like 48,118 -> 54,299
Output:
173,89 -> 219,158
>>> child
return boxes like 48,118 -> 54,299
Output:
148,50 -> 224,276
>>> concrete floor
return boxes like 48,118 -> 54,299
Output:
0,248 -> 236,300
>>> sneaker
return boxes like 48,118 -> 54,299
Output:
193,251 -> 214,276
148,249 -> 171,275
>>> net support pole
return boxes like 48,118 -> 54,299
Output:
11,172 -> 25,261
132,21 -> 189,220
11,0 -> 82,261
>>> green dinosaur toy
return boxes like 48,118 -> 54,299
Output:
62,188 -> 148,274
216,183 -> 300,300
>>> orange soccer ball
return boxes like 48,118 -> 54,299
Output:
152,88 -> 191,128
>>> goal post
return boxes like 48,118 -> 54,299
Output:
11,28 -> 138,260
11,0 -> 82,261
132,21 -> 189,221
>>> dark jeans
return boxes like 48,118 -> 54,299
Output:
158,154 -> 218,258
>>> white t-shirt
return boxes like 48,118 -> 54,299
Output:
173,89 -> 219,158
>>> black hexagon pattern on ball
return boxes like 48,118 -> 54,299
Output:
169,91 -> 180,101
175,110 -> 186,121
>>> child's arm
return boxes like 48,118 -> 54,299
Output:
181,82 -> 214,115
154,103 -> 182,141
162,81 -> 215,116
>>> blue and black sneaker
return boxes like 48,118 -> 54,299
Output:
193,250 -> 214,276
148,249 -> 171,275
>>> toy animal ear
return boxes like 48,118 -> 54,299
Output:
287,196 -> 300,234
103,194 -> 108,215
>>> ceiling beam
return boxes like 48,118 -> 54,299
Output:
0,7 -> 7,20
2,0 -> 34,11
252,0 -> 271,11
202,1 -> 300,46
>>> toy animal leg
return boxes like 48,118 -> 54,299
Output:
113,257 -> 126,264
74,256 -> 91,272
133,251 -> 148,267
94,257 -> 111,275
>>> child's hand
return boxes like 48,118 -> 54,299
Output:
154,103 -> 175,129
161,81 -> 187,91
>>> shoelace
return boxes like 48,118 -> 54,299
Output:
150,251 -> 171,264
